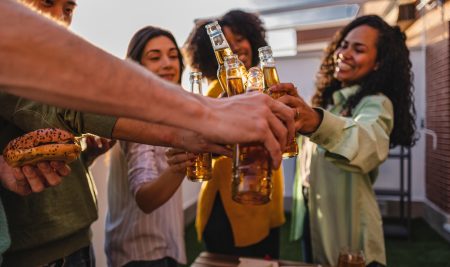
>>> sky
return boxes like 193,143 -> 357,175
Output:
71,0 -> 261,58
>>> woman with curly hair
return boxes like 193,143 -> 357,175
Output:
184,10 -> 285,258
271,15 -> 417,266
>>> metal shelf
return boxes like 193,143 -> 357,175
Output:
375,146 -> 412,239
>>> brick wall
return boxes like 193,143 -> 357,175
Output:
425,37 -> 450,214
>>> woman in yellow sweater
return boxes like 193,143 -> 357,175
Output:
184,10 -> 285,258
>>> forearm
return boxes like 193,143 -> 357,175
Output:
310,97 -> 393,173
134,169 -> 185,214
0,0 -> 211,131
112,118 -> 180,148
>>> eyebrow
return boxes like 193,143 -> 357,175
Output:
343,39 -> 368,49
67,1 -> 77,7
145,47 -> 178,55
145,50 -> 161,56
354,42 -> 368,49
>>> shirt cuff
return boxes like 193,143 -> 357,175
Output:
83,114 -> 118,138
309,108 -> 347,149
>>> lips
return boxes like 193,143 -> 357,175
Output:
238,54 -> 247,63
159,74 -> 175,81
336,60 -> 353,72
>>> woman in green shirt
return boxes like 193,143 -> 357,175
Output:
272,15 -> 417,267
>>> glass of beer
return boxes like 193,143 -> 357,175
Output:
186,72 -> 212,182
230,66 -> 272,205
337,248 -> 365,267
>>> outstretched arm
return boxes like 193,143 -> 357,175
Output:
0,0 -> 294,167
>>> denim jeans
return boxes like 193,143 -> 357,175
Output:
124,257 -> 178,267
43,245 -> 95,267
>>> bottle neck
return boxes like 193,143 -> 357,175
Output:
215,47 -> 233,65
260,57 -> 275,68
190,81 -> 203,95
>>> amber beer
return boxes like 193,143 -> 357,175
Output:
227,65 -> 272,205
258,46 -> 298,158
186,72 -> 212,182
206,21 -> 247,96
226,77 -> 245,96
232,143 -> 272,204
225,55 -> 246,96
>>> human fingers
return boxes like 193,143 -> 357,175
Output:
266,96 -> 296,146
201,144 -> 232,157
165,148 -> 186,157
269,83 -> 299,97
22,165 -> 46,193
37,161 -> 62,186
261,126 -> 282,168
166,151 -> 196,166
85,135 -> 97,147
50,161 -> 71,176
182,140 -> 231,157
277,95 -> 308,131
12,167 -> 32,196
170,159 -> 195,173
175,129 -> 231,156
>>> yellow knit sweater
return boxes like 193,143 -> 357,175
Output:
195,80 -> 285,247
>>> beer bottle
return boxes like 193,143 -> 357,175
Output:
186,72 -> 213,182
258,45 -> 299,158
205,21 -> 247,96
224,55 -> 246,96
231,66 -> 272,205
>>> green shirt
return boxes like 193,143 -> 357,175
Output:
291,86 -> 392,266
0,93 -> 117,266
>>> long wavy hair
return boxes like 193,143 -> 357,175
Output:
312,15 -> 417,148
126,26 -> 184,84
184,10 -> 267,80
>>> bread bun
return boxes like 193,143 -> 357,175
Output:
2,128 -> 81,167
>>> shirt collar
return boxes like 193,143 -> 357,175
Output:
332,85 -> 360,105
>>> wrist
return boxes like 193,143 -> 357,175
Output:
300,108 -> 324,135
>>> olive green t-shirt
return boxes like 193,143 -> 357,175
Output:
0,92 -> 117,266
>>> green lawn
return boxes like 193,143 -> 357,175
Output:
184,214 -> 450,266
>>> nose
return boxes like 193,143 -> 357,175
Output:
160,55 -> 173,69
338,47 -> 352,60
229,41 -> 240,54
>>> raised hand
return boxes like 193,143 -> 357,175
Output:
83,135 -> 116,166
165,148 -> 196,174
270,83 -> 322,135
201,93 -> 295,168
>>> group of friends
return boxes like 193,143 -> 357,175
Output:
0,0 -> 417,267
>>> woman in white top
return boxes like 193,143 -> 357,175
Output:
105,26 -> 195,267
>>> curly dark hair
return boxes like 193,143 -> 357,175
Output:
183,9 -> 267,80
126,26 -> 184,84
312,15 -> 417,148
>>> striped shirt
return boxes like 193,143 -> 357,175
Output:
105,142 -> 186,267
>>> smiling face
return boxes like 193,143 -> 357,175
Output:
140,35 -> 181,83
223,26 -> 253,69
24,0 -> 77,25
334,25 -> 379,86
